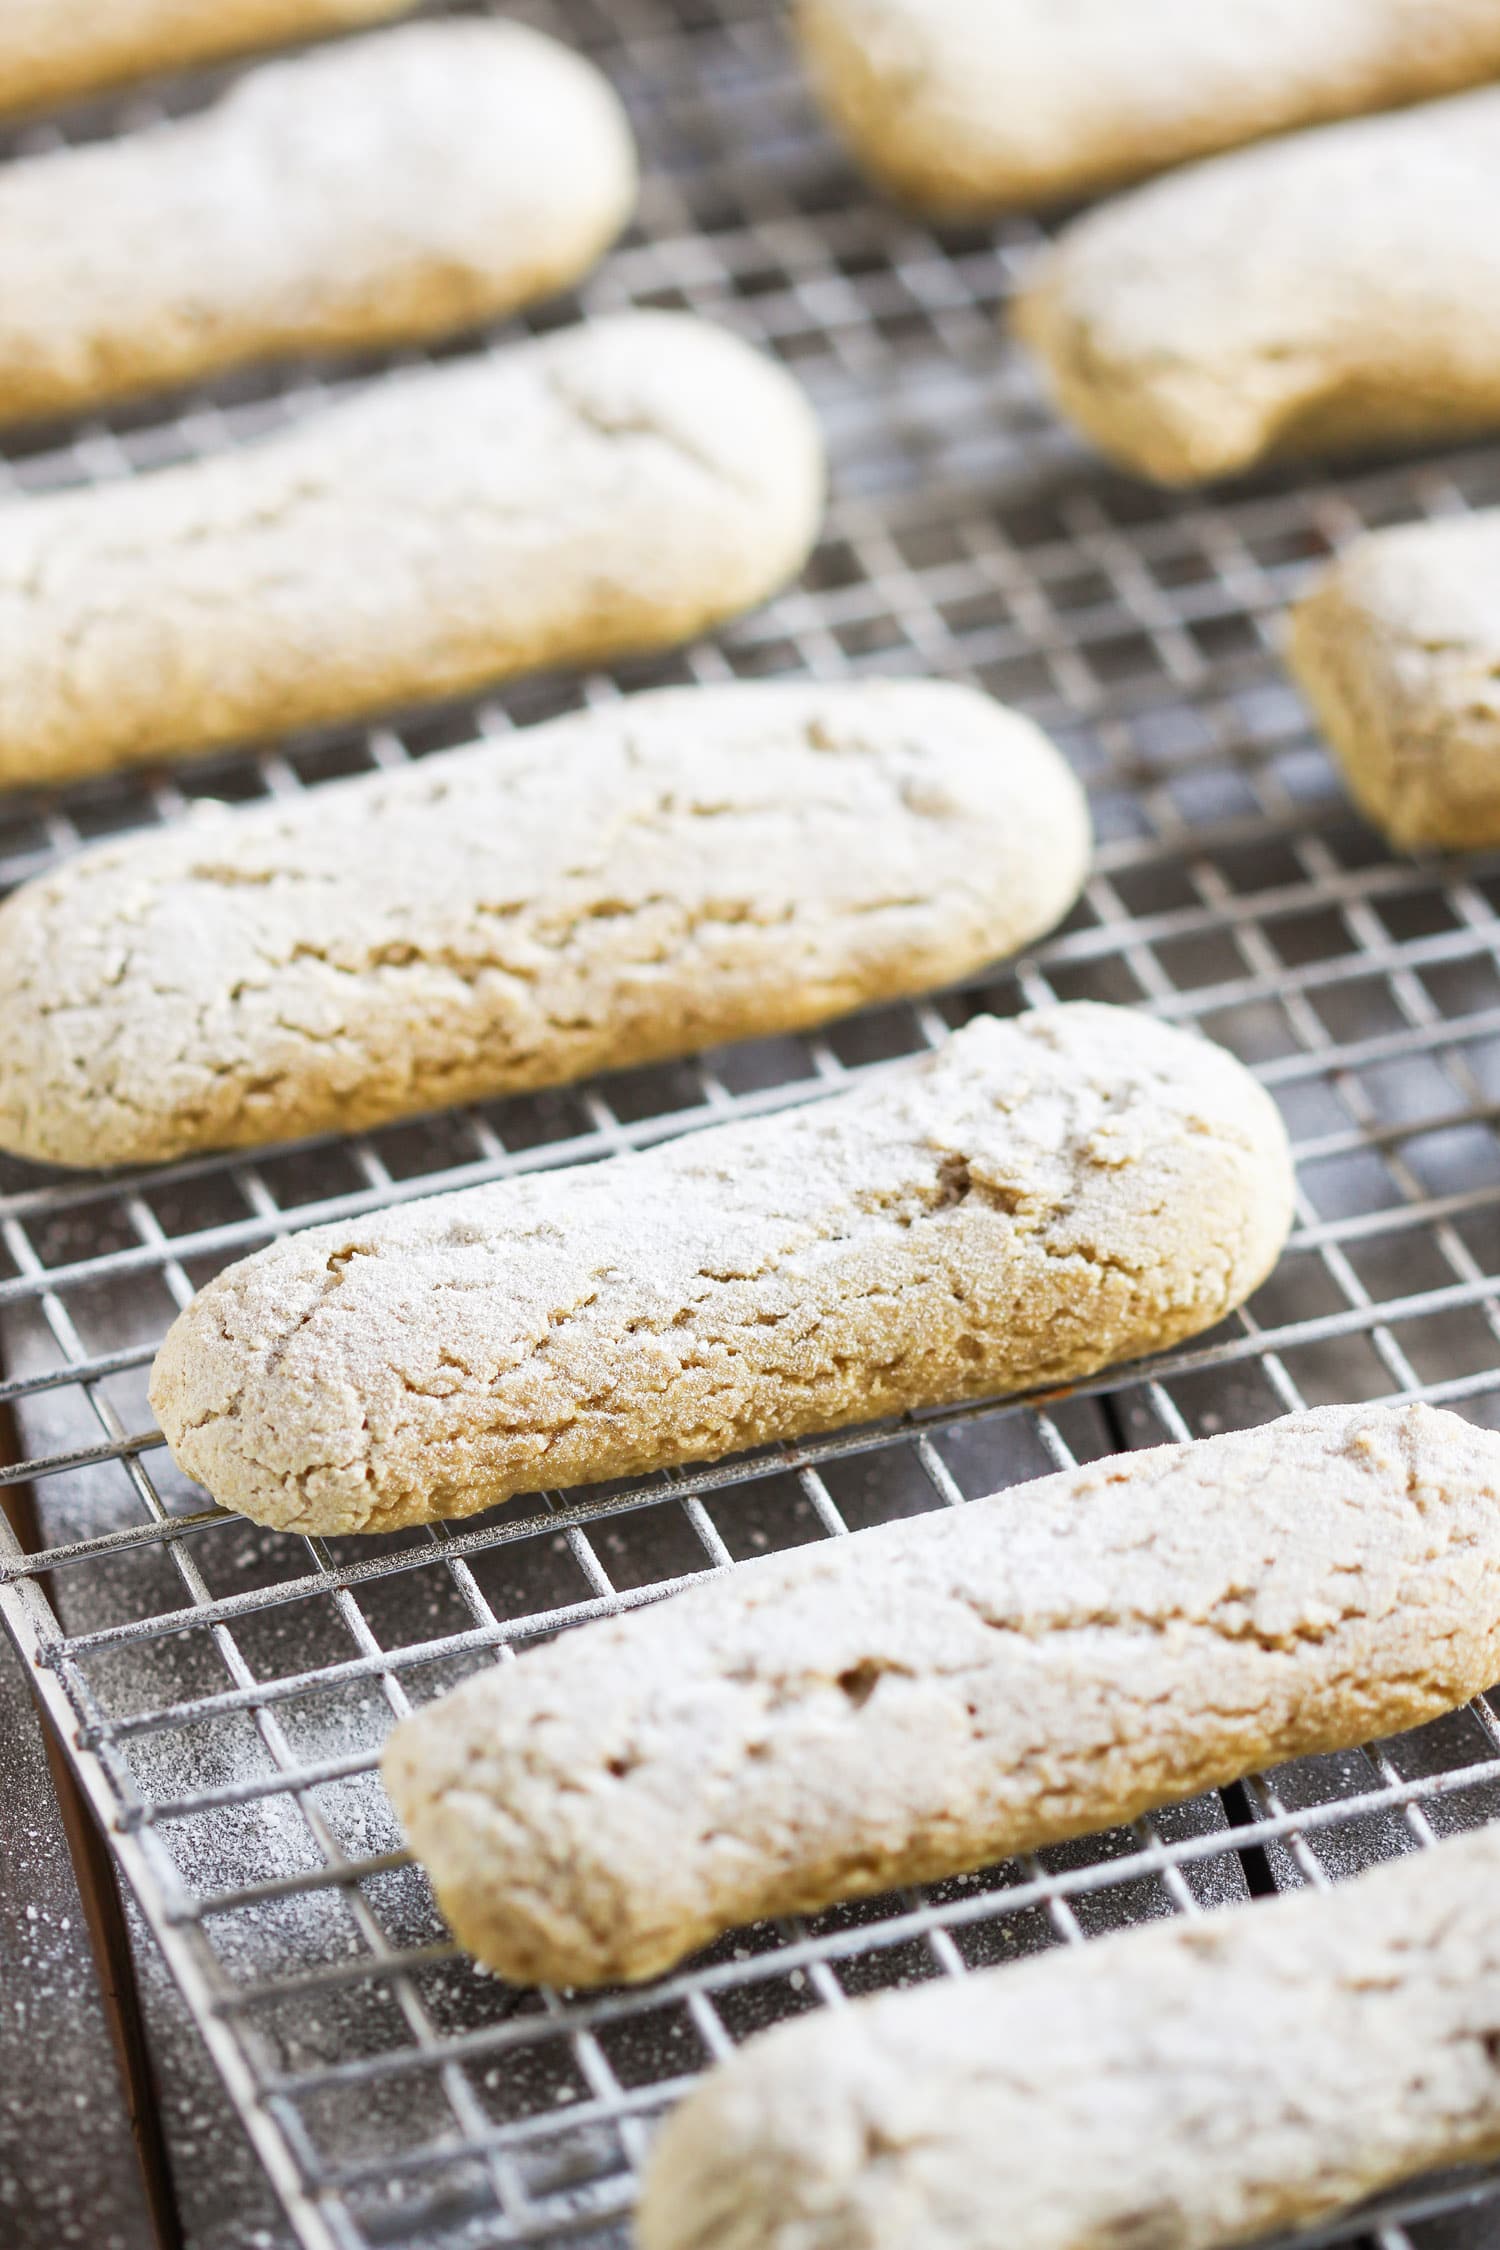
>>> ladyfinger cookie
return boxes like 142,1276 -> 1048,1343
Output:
796,0 -> 1500,215
639,1820 -> 1500,2250
0,680 -> 1087,1169
150,1003 -> 1293,1536
384,1402 -> 1500,1988
0,22 -> 634,424
0,1 -> 411,118
0,312 -> 823,785
1016,87 -> 1500,484
1288,510 -> 1500,850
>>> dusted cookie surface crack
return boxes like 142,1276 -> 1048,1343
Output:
639,1819 -> 1500,2250
384,1402 -> 1500,1986
0,680 -> 1087,1167
149,1004 -> 1294,1536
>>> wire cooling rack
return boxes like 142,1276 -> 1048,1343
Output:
7,4 -> 1500,2246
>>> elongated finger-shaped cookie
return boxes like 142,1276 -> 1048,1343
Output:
1016,87 -> 1500,484
385,1402 -> 1500,1988
1288,510 -> 1500,850
0,312 -> 822,785
0,22 -> 634,425
639,1820 -> 1500,2250
796,0 -> 1500,215
0,680 -> 1087,1169
0,1 -> 414,117
150,1003 -> 1293,1536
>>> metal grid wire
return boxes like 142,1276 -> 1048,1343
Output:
8,3 -> 1500,2246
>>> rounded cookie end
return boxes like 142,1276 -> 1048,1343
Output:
149,1234 -> 381,1535
639,2010 -> 867,2250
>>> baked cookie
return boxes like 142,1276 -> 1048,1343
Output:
795,0 -> 1500,214
0,21 -> 634,423
0,312 -> 823,783
639,1819 -> 1500,2250
0,680 -> 1089,1166
1016,87 -> 1500,483
0,0 -> 412,116
149,1003 -> 1293,1535
385,1401 -> 1500,1987
1289,510 -> 1500,849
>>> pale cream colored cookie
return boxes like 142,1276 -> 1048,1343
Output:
1016,87 -> 1500,484
0,679 -> 1089,1167
796,0 -> 1500,214
0,312 -> 823,784
0,0 -> 413,116
1288,510 -> 1500,850
639,1819 -> 1500,2250
149,1003 -> 1293,1536
0,21 -> 635,424
384,1402 -> 1500,1988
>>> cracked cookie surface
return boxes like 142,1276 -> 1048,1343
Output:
0,21 -> 634,424
640,1816 -> 1500,2250
1016,86 -> 1500,483
385,1401 -> 1500,1986
0,310 -> 823,784
1289,509 -> 1500,849
796,0 -> 1500,214
149,1003 -> 1293,1536
0,679 -> 1088,1167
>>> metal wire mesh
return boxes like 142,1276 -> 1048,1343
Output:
7,3 -> 1500,2246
